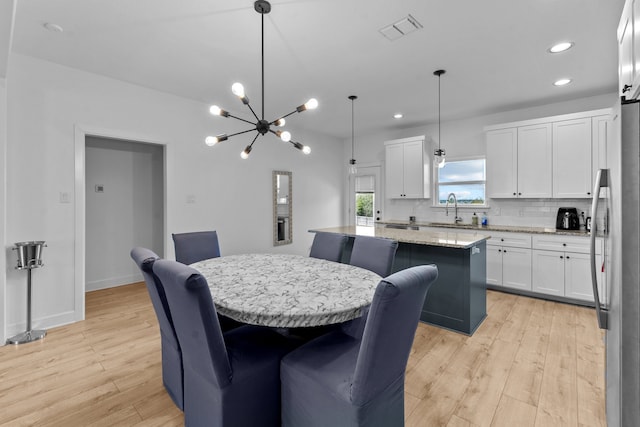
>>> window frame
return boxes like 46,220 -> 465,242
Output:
433,155 -> 488,208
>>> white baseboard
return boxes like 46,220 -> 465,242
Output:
86,273 -> 142,292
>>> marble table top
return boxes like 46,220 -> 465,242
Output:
190,253 -> 382,328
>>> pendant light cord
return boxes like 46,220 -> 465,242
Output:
261,12 -> 265,121
351,98 -> 355,159
438,73 -> 441,152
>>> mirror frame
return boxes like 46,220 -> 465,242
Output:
273,170 -> 293,246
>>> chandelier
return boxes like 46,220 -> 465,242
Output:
205,0 -> 317,159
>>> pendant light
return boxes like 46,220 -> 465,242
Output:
205,1 -> 316,159
348,95 -> 358,175
433,69 -> 446,169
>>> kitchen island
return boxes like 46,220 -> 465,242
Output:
310,226 -> 490,335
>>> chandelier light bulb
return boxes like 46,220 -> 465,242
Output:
302,145 -> 311,155
205,134 -> 228,146
210,105 -> 222,115
231,82 -> 245,98
241,145 -> 252,159
305,98 -> 318,110
280,131 -> 292,142
274,118 -> 286,126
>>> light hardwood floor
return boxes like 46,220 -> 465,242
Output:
0,284 -> 605,426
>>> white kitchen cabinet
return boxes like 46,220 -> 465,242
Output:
486,124 -> 552,198
552,118 -> 593,198
486,128 -> 518,198
486,232 -> 532,291
384,136 -> 429,199
532,235 -> 604,302
592,115 -> 611,192
618,0 -> 640,99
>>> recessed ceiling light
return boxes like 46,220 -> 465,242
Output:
548,41 -> 574,53
43,22 -> 64,33
553,78 -> 572,86
393,113 -> 403,119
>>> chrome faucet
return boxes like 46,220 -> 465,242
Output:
445,193 -> 463,224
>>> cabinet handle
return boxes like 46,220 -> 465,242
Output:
513,192 -> 516,196
498,249 -> 502,252
562,243 -> 566,246
566,256 -> 570,259
587,192 -> 591,195
623,84 -> 632,93
501,238 -> 504,242
503,250 -> 507,253
560,255 -> 564,259
518,192 -> 522,196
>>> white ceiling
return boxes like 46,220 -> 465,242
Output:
10,0 -> 625,139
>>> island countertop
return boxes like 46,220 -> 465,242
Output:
310,226 -> 490,249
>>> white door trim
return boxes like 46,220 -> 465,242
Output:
74,125 -> 168,321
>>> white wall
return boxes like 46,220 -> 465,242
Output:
344,92 -> 618,229
4,54 -> 343,337
85,137 -> 164,291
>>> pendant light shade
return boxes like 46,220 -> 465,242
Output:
433,69 -> 446,169
205,1 -> 316,159
348,95 -> 358,175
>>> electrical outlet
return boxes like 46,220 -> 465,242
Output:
59,192 -> 70,203
186,195 -> 196,204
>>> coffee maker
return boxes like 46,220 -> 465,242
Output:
556,207 -> 580,230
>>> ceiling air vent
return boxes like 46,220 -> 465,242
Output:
379,14 -> 423,41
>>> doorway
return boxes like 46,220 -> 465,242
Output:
348,165 -> 382,228
85,136 -> 165,291
74,126 -> 167,321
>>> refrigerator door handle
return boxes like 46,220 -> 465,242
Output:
590,168 -> 608,330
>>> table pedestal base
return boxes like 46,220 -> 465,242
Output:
6,329 -> 46,345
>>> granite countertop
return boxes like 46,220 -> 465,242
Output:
377,220 -> 596,237
310,226 -> 490,249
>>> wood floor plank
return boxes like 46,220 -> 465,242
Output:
0,286 -> 605,427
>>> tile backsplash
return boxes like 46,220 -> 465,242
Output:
384,197 -> 605,231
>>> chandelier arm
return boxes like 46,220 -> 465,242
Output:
249,132 -> 260,148
270,109 -> 297,124
227,128 -> 259,139
242,102 -> 260,122
227,113 -> 258,126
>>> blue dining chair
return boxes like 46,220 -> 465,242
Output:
309,232 -> 349,262
349,235 -> 399,277
172,230 -> 241,332
130,247 -> 183,410
172,230 -> 221,265
280,264 -> 439,427
153,259 -> 300,427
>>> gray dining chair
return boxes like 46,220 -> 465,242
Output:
280,264 -> 439,427
153,259 -> 300,427
130,247 -> 183,411
349,235 -> 399,277
172,230 -> 221,265
309,232 -> 348,262
172,230 -> 241,332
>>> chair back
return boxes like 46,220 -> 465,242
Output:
349,235 -> 398,277
350,264 -> 438,405
152,259 -> 233,389
130,247 -> 179,351
172,230 -> 221,265
309,232 -> 348,262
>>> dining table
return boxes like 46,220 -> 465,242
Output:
190,253 -> 382,328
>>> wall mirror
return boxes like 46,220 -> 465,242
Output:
273,170 -> 292,246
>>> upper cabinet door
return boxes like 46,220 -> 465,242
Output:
517,123 -> 552,198
402,140 -> 426,198
486,128 -> 518,198
553,118 -> 592,198
619,0 -> 635,98
385,143 -> 405,198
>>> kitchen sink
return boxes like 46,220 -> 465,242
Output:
384,224 -> 420,230
426,222 -> 480,229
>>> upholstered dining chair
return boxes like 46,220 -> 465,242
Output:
172,230 -> 221,265
153,259 -> 299,427
349,235 -> 399,277
172,230 -> 241,332
130,247 -> 183,410
280,264 -> 439,427
309,232 -> 349,262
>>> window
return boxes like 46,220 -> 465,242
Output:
355,175 -> 375,227
436,158 -> 486,205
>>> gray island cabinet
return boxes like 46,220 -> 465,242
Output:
310,226 -> 490,335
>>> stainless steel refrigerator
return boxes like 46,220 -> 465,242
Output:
590,99 -> 640,427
